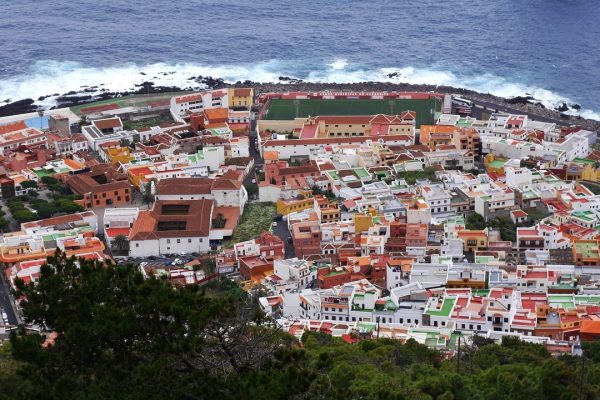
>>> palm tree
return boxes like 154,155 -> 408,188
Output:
142,181 -> 154,205
37,109 -> 45,130
112,234 -> 130,255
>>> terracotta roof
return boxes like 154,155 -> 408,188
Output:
233,88 -> 252,97
581,320 -> 600,334
93,117 -> 122,131
212,178 -> 241,190
263,151 -> 279,161
204,107 -> 229,121
21,211 -> 95,229
155,177 -> 213,196
67,174 -> 130,195
175,93 -> 203,104
130,199 -> 214,240
0,121 -> 27,135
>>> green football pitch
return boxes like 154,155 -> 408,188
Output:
263,98 -> 440,127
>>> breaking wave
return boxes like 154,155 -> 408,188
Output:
0,59 -> 598,121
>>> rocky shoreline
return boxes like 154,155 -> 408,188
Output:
1,78 -> 599,131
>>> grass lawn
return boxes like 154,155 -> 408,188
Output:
225,202 -> 276,247
263,98 -> 439,127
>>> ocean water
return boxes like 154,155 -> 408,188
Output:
0,0 -> 599,119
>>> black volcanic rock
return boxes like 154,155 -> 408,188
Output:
556,103 -> 570,112
506,96 -> 535,105
0,98 -> 37,116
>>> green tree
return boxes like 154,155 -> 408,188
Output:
111,234 -> 130,255
21,180 -> 38,190
12,209 -> 35,223
142,181 -> 154,205
244,183 -> 258,198
41,176 -> 59,186
466,212 -> 486,230
212,213 -> 226,229
9,252 -> 288,399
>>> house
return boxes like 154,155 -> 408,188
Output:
66,164 -> 132,208
572,240 -> 600,267
291,220 -> 322,258
0,123 -> 46,154
103,208 -> 139,248
129,199 -> 214,257
92,117 -> 123,134
239,255 -> 273,282
510,209 -> 528,224
227,88 -> 254,109
456,229 -> 488,252
170,89 -> 229,121
516,224 -> 568,250
0,212 -> 102,264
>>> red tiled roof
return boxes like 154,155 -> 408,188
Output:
155,177 -> 213,196
0,121 -> 27,135
93,117 -> 122,130
130,199 -> 214,240
105,227 -> 130,238
233,88 -> 252,97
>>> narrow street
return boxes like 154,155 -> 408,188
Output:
0,271 -> 19,326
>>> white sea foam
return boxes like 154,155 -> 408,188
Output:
0,59 -> 598,121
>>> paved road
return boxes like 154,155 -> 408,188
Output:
242,115 -> 263,195
0,272 -> 19,326
271,219 -> 295,259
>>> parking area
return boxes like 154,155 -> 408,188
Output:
115,252 -> 201,268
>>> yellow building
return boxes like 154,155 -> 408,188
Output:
227,88 -> 254,109
354,209 -> 378,234
127,165 -> 154,189
484,154 -> 507,176
106,146 -> 134,165
276,196 -> 314,215
456,229 -> 488,252
568,159 -> 600,182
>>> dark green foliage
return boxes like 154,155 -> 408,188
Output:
244,183 -> 258,197
4,253 -> 600,399
396,167 -> 439,184
40,176 -> 59,186
20,180 -> 38,190
212,213 -> 227,229
466,212 -> 487,230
